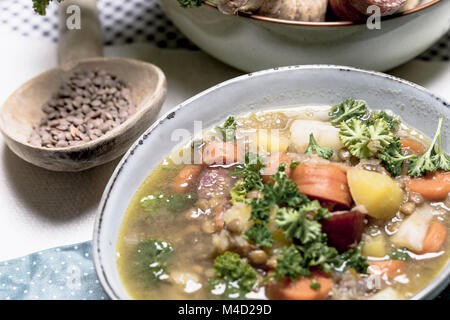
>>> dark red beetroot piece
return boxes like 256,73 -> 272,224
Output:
320,210 -> 366,252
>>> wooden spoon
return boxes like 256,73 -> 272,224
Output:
0,0 -> 167,172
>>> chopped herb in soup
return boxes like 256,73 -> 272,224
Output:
117,99 -> 450,300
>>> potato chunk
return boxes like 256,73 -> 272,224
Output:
391,205 -> 434,253
289,119 -> 343,154
256,129 -> 289,154
362,234 -> 387,258
223,202 -> 252,230
347,169 -> 403,220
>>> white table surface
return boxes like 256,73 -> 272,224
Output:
0,29 -> 449,262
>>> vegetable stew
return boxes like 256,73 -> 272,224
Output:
116,99 -> 449,300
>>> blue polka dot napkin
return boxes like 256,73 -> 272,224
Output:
0,240 -> 448,300
0,241 -> 108,300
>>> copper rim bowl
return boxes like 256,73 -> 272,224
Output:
160,0 -> 450,72
203,0 -> 443,27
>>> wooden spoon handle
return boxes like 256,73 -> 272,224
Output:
58,0 -> 103,67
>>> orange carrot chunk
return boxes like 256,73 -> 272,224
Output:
267,272 -> 332,300
262,153 -> 292,183
202,142 -> 241,165
406,171 -> 450,201
423,221 -> 447,253
369,260 -> 406,279
291,163 -> 352,208
400,138 -> 425,155
172,165 -> 203,194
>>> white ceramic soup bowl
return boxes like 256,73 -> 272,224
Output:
93,65 -> 450,300
160,0 -> 450,72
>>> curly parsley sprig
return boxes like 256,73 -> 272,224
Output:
304,133 -> 334,159
333,99 -> 449,177
339,118 -> 395,159
208,251 -> 257,299
274,245 -> 309,280
215,116 -> 238,142
366,111 -> 400,132
408,117 -> 450,177
32,0 -> 63,15
241,163 -> 368,276
231,152 -> 265,193
241,161 -> 312,247
329,98 -> 369,125
377,137 -> 417,176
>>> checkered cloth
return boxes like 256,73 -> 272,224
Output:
0,0 -> 449,60
0,0 -> 196,49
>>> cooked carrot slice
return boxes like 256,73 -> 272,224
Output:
202,142 -> 241,165
291,163 -> 352,208
262,153 -> 292,183
406,171 -> 450,201
400,138 -> 425,155
172,165 -> 203,194
267,272 -> 332,300
423,221 -> 447,253
369,260 -> 406,279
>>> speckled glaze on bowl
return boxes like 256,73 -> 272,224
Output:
93,65 -> 449,300
160,0 -> 450,72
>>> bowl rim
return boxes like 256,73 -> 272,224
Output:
92,64 -> 450,300
203,0 -> 442,27
0,57 -> 167,154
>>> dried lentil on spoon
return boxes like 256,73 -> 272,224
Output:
28,69 -> 136,148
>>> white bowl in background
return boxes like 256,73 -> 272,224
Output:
160,0 -> 450,72
92,65 -> 450,300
